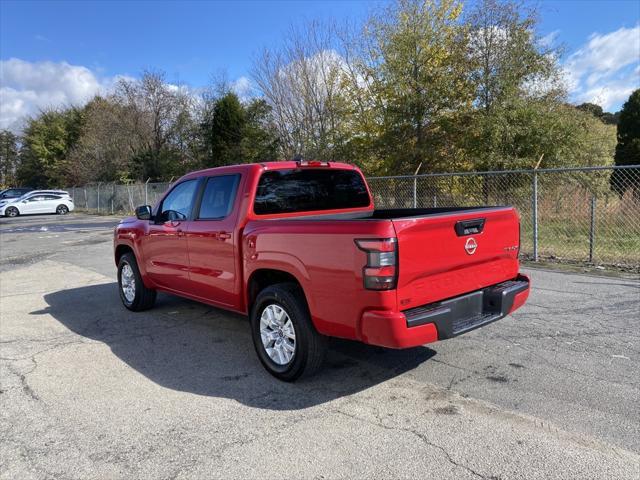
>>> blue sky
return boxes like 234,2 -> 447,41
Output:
1,0 -> 639,131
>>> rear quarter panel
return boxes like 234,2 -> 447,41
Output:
243,219 -> 397,340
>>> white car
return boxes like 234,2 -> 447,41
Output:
0,191 -> 74,217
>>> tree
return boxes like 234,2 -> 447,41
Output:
462,0 -> 571,171
203,92 -> 245,166
201,92 -> 279,167
252,21 -> 348,160
577,102 -> 619,125
67,96 -> 146,183
611,89 -> 640,196
115,71 -> 194,180
338,0 -> 472,174
17,108 -> 84,187
0,130 -> 20,187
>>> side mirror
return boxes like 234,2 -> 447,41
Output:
135,205 -> 152,220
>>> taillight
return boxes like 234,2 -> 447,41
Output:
355,238 -> 398,290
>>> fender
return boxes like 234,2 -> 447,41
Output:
244,251 -> 315,315
115,230 -> 155,289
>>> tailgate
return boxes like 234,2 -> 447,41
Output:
393,207 -> 520,311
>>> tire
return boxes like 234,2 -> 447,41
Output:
5,207 -> 19,217
250,283 -> 327,381
117,252 -> 156,311
56,204 -> 69,215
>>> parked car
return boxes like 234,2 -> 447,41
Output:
0,189 -> 69,207
0,187 -> 33,200
0,191 -> 74,217
114,161 -> 530,381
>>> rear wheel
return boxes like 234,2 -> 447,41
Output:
56,204 -> 69,215
5,207 -> 19,217
250,283 -> 327,381
117,252 -> 156,311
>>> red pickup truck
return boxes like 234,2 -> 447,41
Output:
114,161 -> 530,380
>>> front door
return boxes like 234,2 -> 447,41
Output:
21,195 -> 47,214
143,179 -> 200,293
186,174 -> 241,309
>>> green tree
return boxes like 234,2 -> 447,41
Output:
203,92 -> 245,166
17,108 -> 84,187
462,0 -> 570,171
201,93 -> 279,167
0,130 -> 20,187
577,102 -> 619,125
341,0 -> 471,174
611,89 -> 640,195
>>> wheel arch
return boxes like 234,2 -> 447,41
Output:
247,268 -> 311,313
115,244 -> 135,266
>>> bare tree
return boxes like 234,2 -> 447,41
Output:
114,71 -> 195,178
251,21 -> 348,160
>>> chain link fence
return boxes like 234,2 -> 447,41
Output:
68,181 -> 173,216
368,165 -> 640,271
66,165 -> 640,271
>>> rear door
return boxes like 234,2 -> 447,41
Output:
40,194 -> 62,213
143,179 -> 200,292
185,174 -> 241,308
393,207 -> 520,311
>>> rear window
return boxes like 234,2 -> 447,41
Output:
254,168 -> 370,215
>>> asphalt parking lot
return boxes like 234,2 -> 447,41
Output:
1,213 -> 639,479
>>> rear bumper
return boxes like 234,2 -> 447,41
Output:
359,274 -> 530,349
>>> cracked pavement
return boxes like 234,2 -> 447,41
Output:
1,214 -> 639,479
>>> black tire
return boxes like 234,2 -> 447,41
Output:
117,252 -> 156,311
5,207 -> 19,217
56,204 -> 69,215
250,282 -> 327,381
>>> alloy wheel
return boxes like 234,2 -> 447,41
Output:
259,303 -> 296,365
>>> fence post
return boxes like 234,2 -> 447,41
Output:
532,171 -> 539,262
413,177 -> 417,208
412,163 -> 422,208
111,183 -> 115,214
145,178 -> 150,205
589,195 -> 596,263
97,183 -> 101,214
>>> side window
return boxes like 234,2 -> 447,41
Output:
197,175 -> 240,220
159,180 -> 198,221
44,195 -> 61,200
27,196 -> 45,202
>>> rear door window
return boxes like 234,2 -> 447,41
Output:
197,175 -> 240,220
254,169 -> 370,215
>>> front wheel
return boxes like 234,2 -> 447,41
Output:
250,283 -> 327,381
56,204 -> 69,215
5,207 -> 19,217
117,252 -> 156,311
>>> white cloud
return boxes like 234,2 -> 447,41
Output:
564,25 -> 640,110
0,58 -> 122,132
232,76 -> 253,99
539,30 -> 560,48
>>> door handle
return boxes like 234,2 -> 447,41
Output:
217,231 -> 231,241
177,228 -> 184,237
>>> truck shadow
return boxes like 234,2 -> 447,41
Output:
33,283 -> 436,410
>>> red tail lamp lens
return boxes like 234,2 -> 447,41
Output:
355,238 -> 398,290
